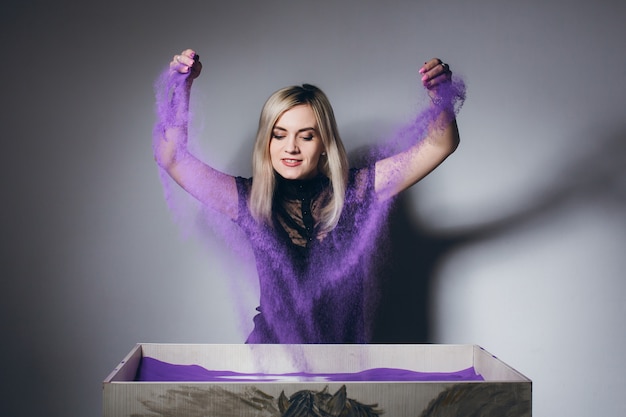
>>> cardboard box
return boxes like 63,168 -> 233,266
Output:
103,344 -> 531,416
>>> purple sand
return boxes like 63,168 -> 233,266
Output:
153,67 -> 466,344
136,357 -> 483,382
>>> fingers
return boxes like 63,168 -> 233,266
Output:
169,49 -> 201,77
419,58 -> 452,89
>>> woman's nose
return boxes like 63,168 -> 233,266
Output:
285,136 -> 299,153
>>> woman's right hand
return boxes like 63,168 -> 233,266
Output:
170,49 -> 202,80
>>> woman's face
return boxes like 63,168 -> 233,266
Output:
269,104 -> 325,180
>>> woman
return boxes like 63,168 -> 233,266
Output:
154,49 -> 463,343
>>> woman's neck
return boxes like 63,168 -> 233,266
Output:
275,173 -> 328,200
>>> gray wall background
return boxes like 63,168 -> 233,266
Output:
1,1 -> 625,416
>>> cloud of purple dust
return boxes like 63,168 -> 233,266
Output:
152,66 -> 466,355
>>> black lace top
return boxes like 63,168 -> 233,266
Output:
272,174 -> 331,249
235,167 -> 387,343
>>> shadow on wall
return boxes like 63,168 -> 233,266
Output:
368,126 -> 626,343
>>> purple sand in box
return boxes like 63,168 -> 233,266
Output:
136,357 -> 483,382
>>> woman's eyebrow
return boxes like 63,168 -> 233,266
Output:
273,126 -> 317,133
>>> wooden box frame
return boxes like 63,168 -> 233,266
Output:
103,344 -> 531,416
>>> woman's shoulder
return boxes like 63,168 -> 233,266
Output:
233,176 -> 253,214
347,165 -> 375,200
235,176 -> 253,192
348,165 -> 372,179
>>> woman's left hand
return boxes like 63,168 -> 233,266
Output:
170,49 -> 202,80
419,58 -> 452,90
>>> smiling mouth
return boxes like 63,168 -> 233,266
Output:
282,159 -> 302,166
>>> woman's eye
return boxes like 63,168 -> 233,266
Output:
301,136 -> 314,141
272,134 -> 285,139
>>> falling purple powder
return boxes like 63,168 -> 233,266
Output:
152,66 -> 465,346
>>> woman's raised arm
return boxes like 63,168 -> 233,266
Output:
153,49 -> 239,220
374,58 -> 462,201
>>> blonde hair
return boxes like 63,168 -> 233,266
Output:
250,84 -> 349,233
